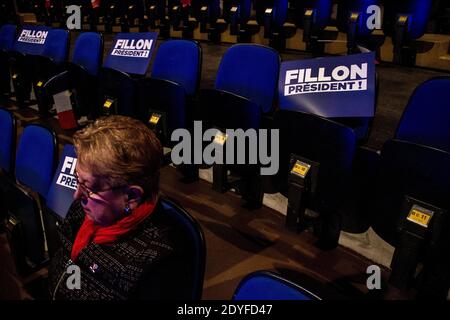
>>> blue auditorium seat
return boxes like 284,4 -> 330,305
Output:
255,0 -> 288,29
10,25 -> 51,106
0,108 -> 16,174
370,139 -> 450,295
0,108 -> 16,228
214,44 -> 280,114
254,0 -> 288,47
44,32 -> 103,121
6,124 -> 57,273
336,0 -> 381,53
292,0 -> 332,51
99,32 -> 157,118
167,0 -> 193,38
15,125 -> 58,198
223,0 -> 252,35
133,197 -> 206,299
32,0 -> 49,25
138,40 -> 202,147
197,44 -> 280,208
42,144 -> 77,259
0,24 -> 15,52
32,28 -> 70,115
47,1 -> 65,26
0,24 -> 16,97
395,77 -> 450,153
273,0 -> 288,29
273,110 -> 357,248
0,1 -> 16,25
145,0 -> 167,29
159,197 -> 206,299
372,139 -> 450,246
151,39 -> 201,97
99,67 -> 138,117
123,0 -> 145,30
192,0 -> 221,33
383,0 -> 433,64
233,270 -> 321,300
71,32 -> 103,77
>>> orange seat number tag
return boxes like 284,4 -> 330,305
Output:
407,205 -> 433,228
291,161 -> 311,178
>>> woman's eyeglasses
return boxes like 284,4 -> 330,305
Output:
74,171 -> 125,201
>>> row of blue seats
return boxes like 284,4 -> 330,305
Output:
1,25 -> 450,297
0,25 -> 373,139
0,108 -> 332,300
1,85 -> 450,298
0,113 -> 207,299
1,98 -> 449,299
17,0 -> 436,57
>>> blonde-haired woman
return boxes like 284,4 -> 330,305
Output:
49,115 -> 183,299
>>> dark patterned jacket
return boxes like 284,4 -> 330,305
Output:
48,199 -> 187,300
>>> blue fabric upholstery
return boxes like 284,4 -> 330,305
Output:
372,139 -> 450,246
192,0 -> 221,21
0,24 -> 16,52
151,40 -> 201,96
274,110 -> 357,206
273,0 -> 288,27
41,29 -> 69,65
295,0 -> 332,30
237,0 -> 251,23
215,44 -> 280,113
223,0 -> 252,23
15,125 -> 56,198
337,0 -> 381,36
383,0 -> 432,40
396,77 -> 450,153
161,198 -> 206,299
0,108 -> 15,173
233,271 -> 321,300
72,32 -> 102,76
209,0 -> 221,21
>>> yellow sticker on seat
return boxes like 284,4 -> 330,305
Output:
149,114 -> 161,125
350,12 -> 359,20
305,9 -> 314,16
407,205 -> 433,228
37,81 -> 43,87
103,100 -> 112,108
12,74 -> 18,79
291,161 -> 311,178
398,15 -> 408,23
214,132 -> 228,145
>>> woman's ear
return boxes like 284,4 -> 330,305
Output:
126,185 -> 144,210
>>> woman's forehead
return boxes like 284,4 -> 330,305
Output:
76,163 -> 108,186
76,164 -> 95,181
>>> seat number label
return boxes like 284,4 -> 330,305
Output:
291,160 -> 311,178
407,205 -> 433,228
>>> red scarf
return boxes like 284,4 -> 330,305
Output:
181,0 -> 191,8
71,201 -> 156,262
